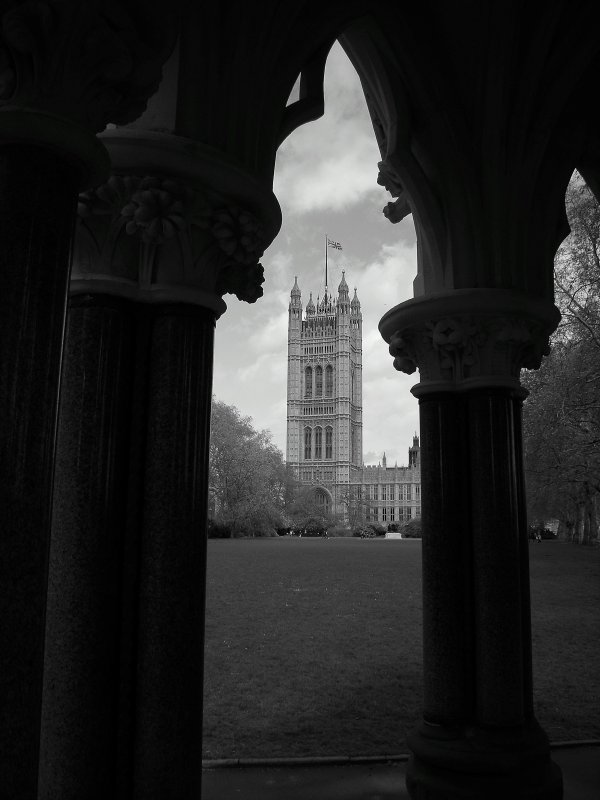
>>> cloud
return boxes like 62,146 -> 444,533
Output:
274,42 -> 386,215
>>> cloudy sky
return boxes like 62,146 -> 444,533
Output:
212,42 -> 420,467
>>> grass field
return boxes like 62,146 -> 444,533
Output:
202,538 -> 600,759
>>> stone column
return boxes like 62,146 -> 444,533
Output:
380,289 -> 563,800
0,5 -> 178,794
0,141 -> 83,800
133,304 -> 215,800
38,295 -> 137,800
40,129 -> 280,799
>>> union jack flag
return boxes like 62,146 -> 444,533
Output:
327,238 -> 342,250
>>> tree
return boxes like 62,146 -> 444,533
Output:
209,398 -> 288,536
286,484 -> 334,532
337,486 -> 375,529
522,175 -> 600,544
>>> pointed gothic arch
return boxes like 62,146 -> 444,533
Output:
304,426 -> 312,460
314,426 -> 322,459
325,364 -> 333,396
305,365 -> 312,398
315,364 -> 323,397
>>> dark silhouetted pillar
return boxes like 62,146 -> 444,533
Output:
380,290 -> 563,800
133,304 -> 215,800
40,128 -> 278,798
0,145 -> 80,799
39,295 -> 136,800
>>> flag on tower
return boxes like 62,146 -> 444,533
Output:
327,238 -> 343,250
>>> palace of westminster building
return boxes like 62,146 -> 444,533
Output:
286,272 -> 421,524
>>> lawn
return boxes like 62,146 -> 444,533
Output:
202,538 -> 600,759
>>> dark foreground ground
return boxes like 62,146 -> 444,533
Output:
203,538 -> 600,759
202,745 -> 600,800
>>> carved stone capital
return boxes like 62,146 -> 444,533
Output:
72,131 -> 281,315
379,289 -> 560,394
0,1 -> 175,186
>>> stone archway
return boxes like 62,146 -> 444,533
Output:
314,485 -> 333,515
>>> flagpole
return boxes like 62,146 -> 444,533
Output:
325,234 -> 328,294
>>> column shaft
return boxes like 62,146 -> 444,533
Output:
0,145 -> 79,798
419,394 -> 473,725
407,386 -> 562,799
468,391 -> 526,727
39,296 -> 136,799
134,305 -> 214,800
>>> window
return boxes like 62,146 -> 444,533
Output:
407,485 -> 412,501
305,366 -> 312,398
416,485 -> 421,501
382,486 -> 387,502
304,427 -> 312,460
325,365 -> 333,397
390,485 -> 395,502
374,508 -> 378,521
315,427 -> 322,459
325,426 -> 333,459
373,486 -> 379,501
315,365 -> 323,397
390,507 -> 395,521
382,507 -> 387,522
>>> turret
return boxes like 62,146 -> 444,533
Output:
289,276 -> 302,326
409,434 -> 420,468
290,275 -> 301,304
337,270 -> 350,315
306,292 -> 315,316
351,287 -> 361,315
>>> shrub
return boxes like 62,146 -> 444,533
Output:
401,518 -> 422,538
367,522 -> 387,537
208,519 -> 232,539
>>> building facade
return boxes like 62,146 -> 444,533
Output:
286,273 -> 421,524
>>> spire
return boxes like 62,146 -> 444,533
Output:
351,286 -> 360,310
338,270 -> 349,294
306,291 -> 315,315
382,452 -> 387,468
291,276 -> 300,296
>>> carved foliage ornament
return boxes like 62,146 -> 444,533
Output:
78,175 -> 266,303
388,314 -> 552,385
0,1 -> 165,131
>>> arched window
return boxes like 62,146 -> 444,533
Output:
304,427 -> 312,460
325,426 -> 333,459
315,365 -> 323,397
325,365 -> 333,397
314,426 -> 322,459
305,366 -> 312,398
